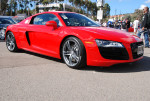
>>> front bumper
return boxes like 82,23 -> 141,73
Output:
85,41 -> 143,67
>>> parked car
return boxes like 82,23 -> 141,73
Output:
0,16 -> 17,40
13,14 -> 28,22
128,26 -> 134,32
5,11 -> 144,69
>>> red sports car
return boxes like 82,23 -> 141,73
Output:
5,11 -> 144,69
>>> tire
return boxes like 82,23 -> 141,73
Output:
6,32 -> 18,52
62,37 -> 86,69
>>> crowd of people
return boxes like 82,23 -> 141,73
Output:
100,6 -> 150,48
101,19 -> 132,32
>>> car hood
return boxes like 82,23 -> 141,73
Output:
0,24 -> 11,29
70,27 -> 141,43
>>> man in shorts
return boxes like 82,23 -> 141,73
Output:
133,18 -> 139,35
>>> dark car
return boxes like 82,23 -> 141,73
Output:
13,14 -> 28,22
0,16 -> 17,40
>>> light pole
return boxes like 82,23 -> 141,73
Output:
63,0 -> 66,11
97,0 -> 104,23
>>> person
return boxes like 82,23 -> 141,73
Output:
125,19 -> 130,32
133,18 -> 139,35
118,20 -> 122,29
107,21 -> 112,28
137,7 -> 149,48
102,21 -> 107,27
121,20 -> 126,31
114,20 -> 119,29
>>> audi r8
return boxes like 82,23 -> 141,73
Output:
5,11 -> 144,69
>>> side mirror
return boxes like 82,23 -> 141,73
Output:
46,21 -> 57,29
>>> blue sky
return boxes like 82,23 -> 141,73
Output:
92,0 -> 150,15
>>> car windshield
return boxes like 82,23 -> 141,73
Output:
0,18 -> 17,24
59,13 -> 100,27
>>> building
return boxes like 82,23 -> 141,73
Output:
109,14 -> 125,21
37,3 -> 78,13
110,13 -> 134,21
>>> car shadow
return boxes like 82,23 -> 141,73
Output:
18,50 -> 63,63
19,50 -> 150,73
81,56 -> 150,73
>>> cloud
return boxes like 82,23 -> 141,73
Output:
145,0 -> 150,3
139,4 -> 146,10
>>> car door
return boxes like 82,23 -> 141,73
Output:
27,13 -> 63,57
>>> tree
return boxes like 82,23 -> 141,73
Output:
103,3 -> 110,18
5,0 -> 110,20
122,9 -> 143,22
69,0 -> 75,11
0,0 -> 8,15
131,9 -> 143,22
91,2 -> 97,16
6,0 -> 35,16
123,14 -> 131,21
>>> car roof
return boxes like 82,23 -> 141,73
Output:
35,11 -> 76,16
41,11 -> 74,14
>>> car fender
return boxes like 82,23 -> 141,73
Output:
58,27 -> 99,64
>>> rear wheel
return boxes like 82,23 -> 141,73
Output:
6,32 -> 18,52
62,37 -> 86,69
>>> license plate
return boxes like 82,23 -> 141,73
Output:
137,45 -> 144,55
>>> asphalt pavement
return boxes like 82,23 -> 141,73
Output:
0,40 -> 150,101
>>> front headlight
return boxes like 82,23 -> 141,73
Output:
0,28 -> 6,39
95,39 -> 124,48
1,29 -> 5,36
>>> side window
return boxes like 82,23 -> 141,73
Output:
30,14 -> 62,26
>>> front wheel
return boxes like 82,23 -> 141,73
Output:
6,32 -> 18,52
62,37 -> 86,69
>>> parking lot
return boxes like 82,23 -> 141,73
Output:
0,40 -> 150,101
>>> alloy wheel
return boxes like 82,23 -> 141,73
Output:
6,33 -> 16,51
62,39 -> 81,67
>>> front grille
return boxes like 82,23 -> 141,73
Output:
98,47 -> 129,60
130,42 -> 144,59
